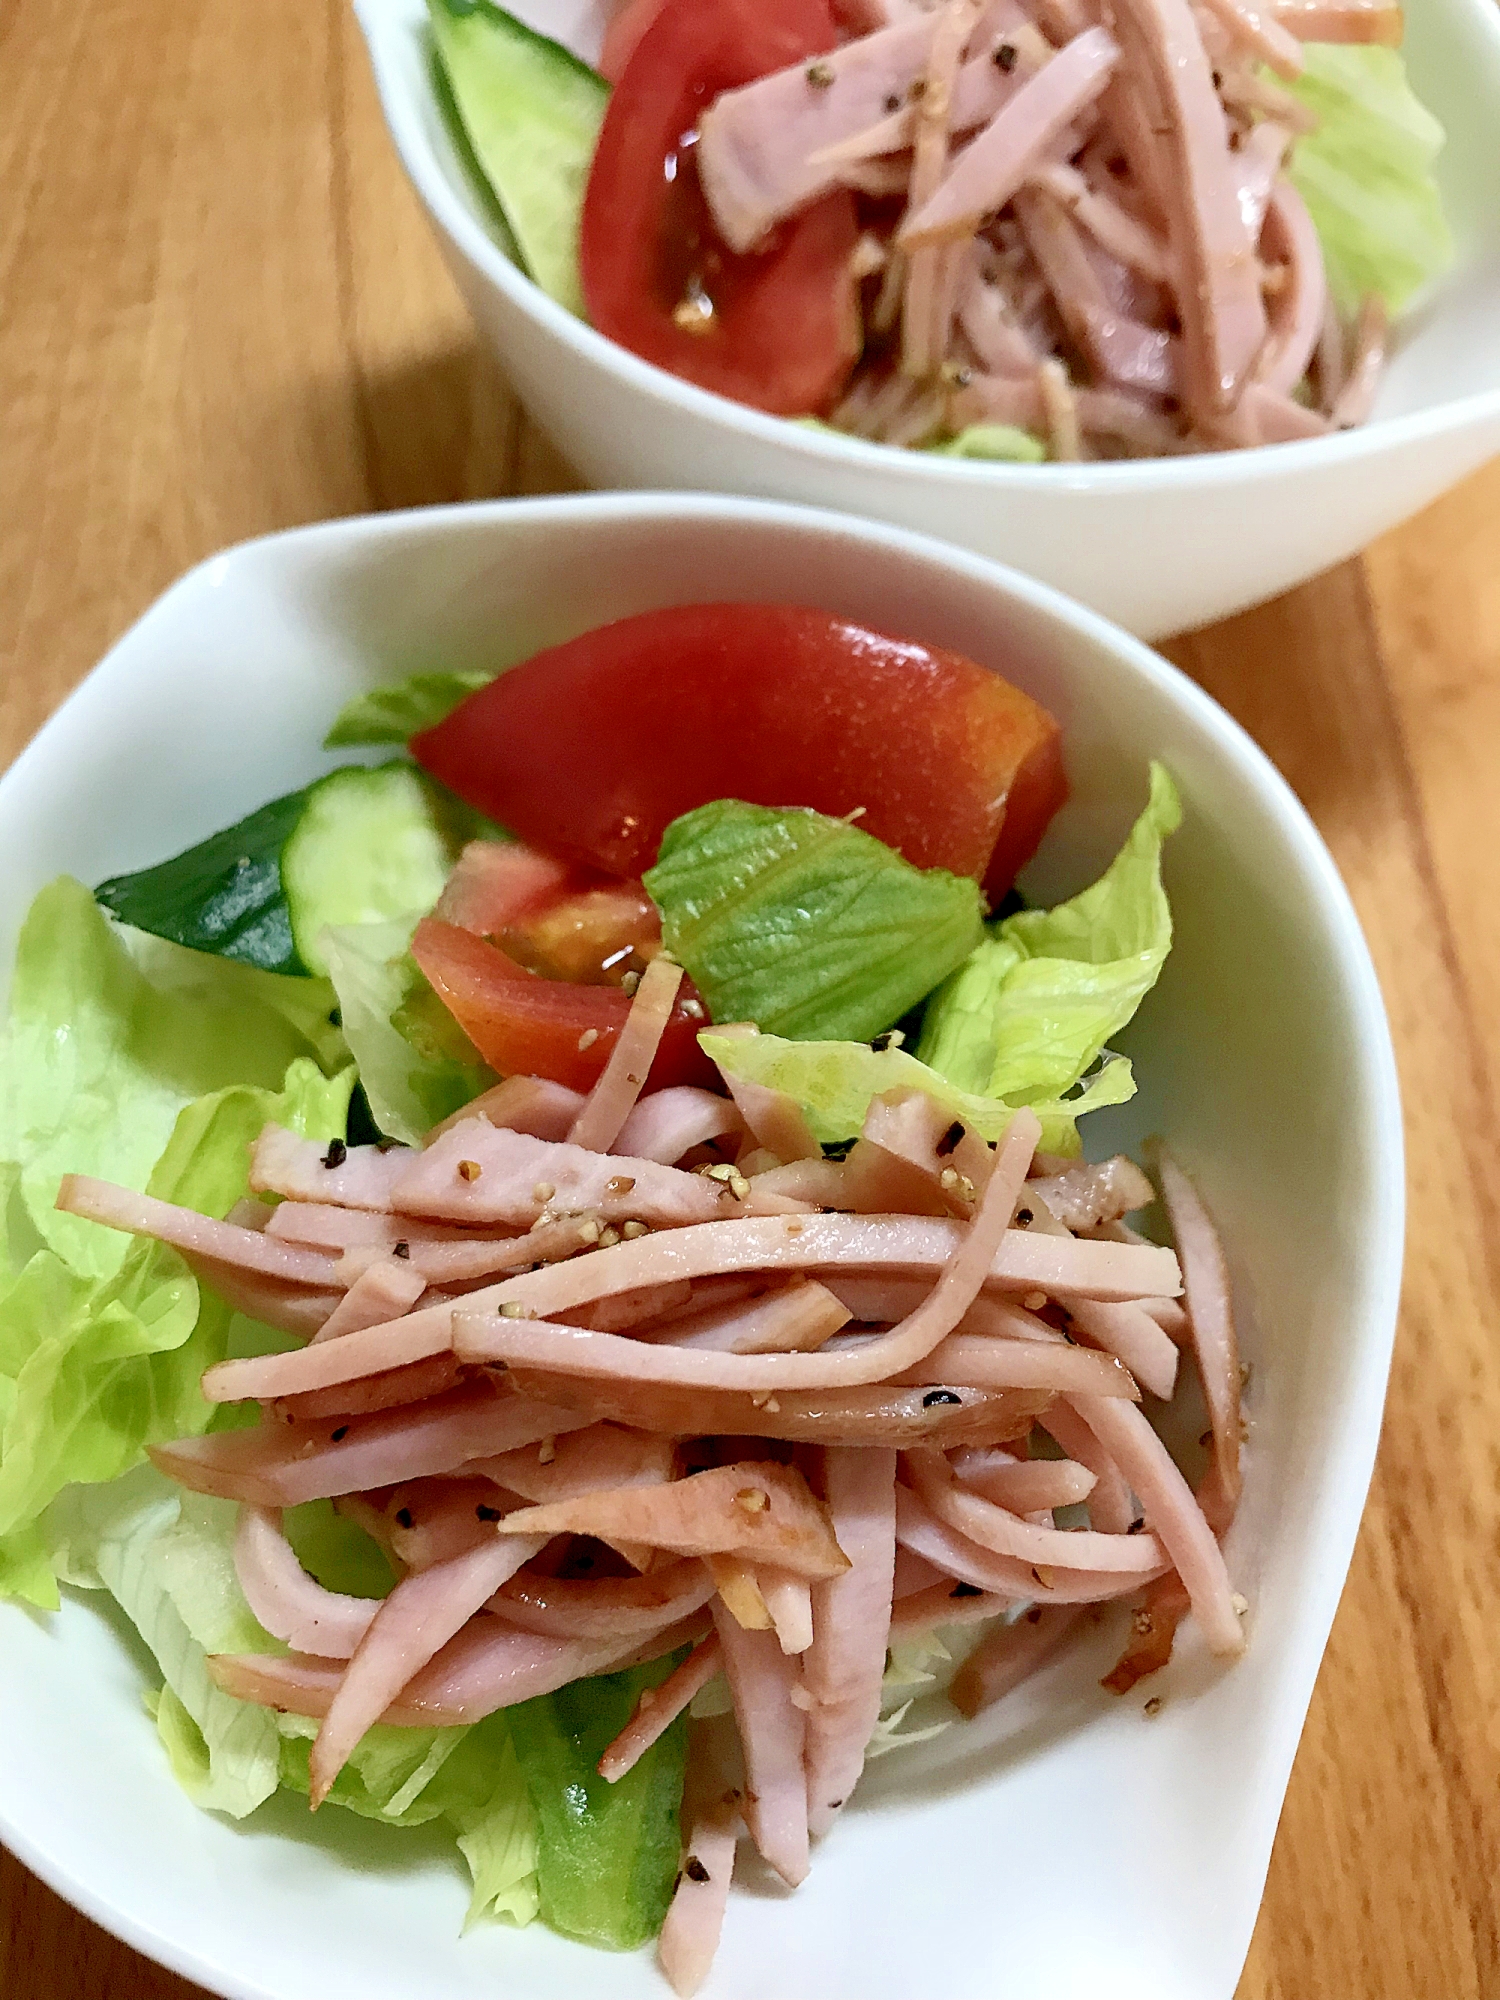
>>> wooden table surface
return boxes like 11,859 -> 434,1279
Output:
2,1 -> 1497,1995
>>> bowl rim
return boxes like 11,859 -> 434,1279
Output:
0,490 -> 1407,2000
355,0 -> 1500,495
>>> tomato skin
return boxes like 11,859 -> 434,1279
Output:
412,604 -> 1066,898
410,918 -> 714,1093
580,0 -> 861,417
598,0 -> 669,81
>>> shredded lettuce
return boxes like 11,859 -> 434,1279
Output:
917,762 -> 1179,1107
324,672 -> 495,749
322,917 -> 494,1146
1288,45 -> 1454,319
930,424 -> 1047,463
645,801 -> 984,1043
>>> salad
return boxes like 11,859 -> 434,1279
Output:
0,605 -> 1246,1995
428,0 -> 1452,461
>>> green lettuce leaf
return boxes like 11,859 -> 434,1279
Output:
1287,45 -> 1454,318
0,1033 -> 353,1606
700,1029 -> 1134,1157
0,879 -> 344,1276
449,1722 -> 542,1929
324,672 -> 495,748
509,1654 -> 689,1950
917,762 -> 1179,1104
322,917 -> 494,1145
645,801 -> 984,1043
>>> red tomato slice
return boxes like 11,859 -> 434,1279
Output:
598,0 -> 668,81
434,841 -> 582,934
410,918 -> 713,1093
580,0 -> 861,417
502,884 -> 663,985
413,604 -> 1066,898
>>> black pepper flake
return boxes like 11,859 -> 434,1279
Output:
392,1240 -> 411,1259
922,1388 -> 961,1407
475,1504 -> 503,1522
1127,1517 -> 1146,1534
1212,68 -> 1223,87
936,1121 -> 964,1156
321,1138 -> 348,1170
1015,1206 -> 1034,1227
684,1856 -> 712,1883
950,1581 -> 983,1598
1026,1605 -> 1043,1623
883,91 -> 901,111
828,1798 -> 844,1809
330,1425 -> 349,1442
394,1507 -> 414,1529
994,40 -> 1018,69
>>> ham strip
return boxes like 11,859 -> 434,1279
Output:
615,1087 -> 742,1165
250,1126 -> 412,1209
1271,0 -> 1401,40
1037,1399 -> 1137,1534
233,1506 -> 379,1658
311,1258 -> 427,1343
899,30 -> 1122,250
952,1445 -> 1097,1511
1061,1297 -> 1179,1399
804,1446 -> 896,1836
492,1462 -> 851,1581
894,1485 -> 1169,1601
1331,294 -> 1388,429
370,1215 -> 606,1287
491,1560 -> 715,1640
661,1278 -> 851,1354
426,1074 -> 584,1145
265,1205 -> 473,1251
1257,180 -> 1327,396
186,1259 -> 340,1337
386,1478 -> 500,1570
1106,0 -> 1266,419
1233,119 -> 1292,238
905,1448 -> 1165,1572
898,1331 -> 1140,1398
657,1799 -> 740,1999
392,1120 -> 731,1229
309,1532 -> 546,1803
889,1581 -> 1015,1634
1153,1150 -> 1241,1531
269,1352 -> 465,1424
1027,1155 -> 1154,1230
599,1633 -> 724,1782
151,1386 -> 590,1507
210,1612 -> 705,1727
569,958 -> 684,1153
948,1604 -> 1086,1715
713,1603 -> 810,1887
469,1422 -> 675,1503
759,1568 -> 815,1654
1068,1394 -> 1243,1652
56,1177 -> 342,1289
505,1368 -> 1049,1449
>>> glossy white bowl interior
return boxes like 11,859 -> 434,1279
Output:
353,0 -> 1500,639
0,495 -> 1403,2000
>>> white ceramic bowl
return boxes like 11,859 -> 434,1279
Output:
353,0 -> 1500,640
0,495 -> 1402,2000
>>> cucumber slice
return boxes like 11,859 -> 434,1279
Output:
96,788 -> 314,975
429,0 -> 609,317
282,765 -> 458,979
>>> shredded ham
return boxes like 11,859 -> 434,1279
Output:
233,1506 -> 378,1658
951,1444 -> 1097,1511
1152,1149 -> 1241,1531
658,1278 -> 851,1354
311,1258 -> 427,1343
469,1421 -> 675,1503
1060,1296 -> 1179,1399
894,1484 -> 1169,1601
491,1559 -> 716,1640
713,1603 -> 810,1886
615,1086 -> 743,1165
599,1633 -> 724,1783
904,1446 -> 1166,1571
57,1176 -> 342,1289
657,1798 -> 740,1999
270,1351 -> 464,1425
569,957 -> 684,1153
425,1073 -> 585,1146
949,1604 -> 1087,1715
803,1446 -> 897,1836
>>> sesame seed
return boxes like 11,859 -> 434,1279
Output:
1023,1291 -> 1047,1311
598,1225 -> 621,1249
457,1159 -> 482,1182
577,1028 -> 600,1051
538,1438 -> 557,1465
805,58 -> 834,86
533,1182 -> 556,1203
1031,1564 -> 1055,1589
622,1220 -> 648,1239
785,1219 -> 804,1236
499,1301 -> 535,1319
734,1487 -> 769,1513
680,998 -> 706,1020
728,1174 -> 751,1201
1232,1593 -> 1249,1616
621,970 -> 641,996
578,1219 -> 602,1244
1144,1696 -> 1163,1716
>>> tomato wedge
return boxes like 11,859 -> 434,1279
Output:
413,604 -> 1066,899
580,0 -> 861,416
410,918 -> 713,1093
